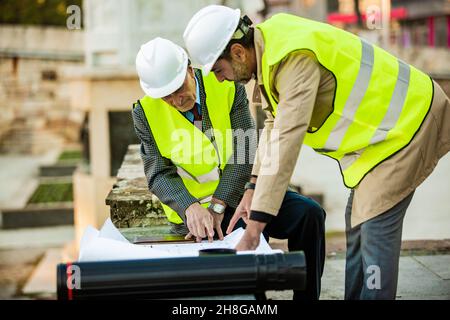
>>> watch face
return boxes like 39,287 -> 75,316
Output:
213,203 -> 225,214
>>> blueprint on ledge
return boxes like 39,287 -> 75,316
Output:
78,218 -> 282,262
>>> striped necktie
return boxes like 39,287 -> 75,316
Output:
191,103 -> 202,130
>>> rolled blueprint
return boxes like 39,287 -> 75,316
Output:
57,251 -> 306,299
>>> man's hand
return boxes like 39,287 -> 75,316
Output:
226,188 -> 254,234
184,202 -> 214,242
210,197 -> 227,240
235,220 -> 267,251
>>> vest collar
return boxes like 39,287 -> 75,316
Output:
253,28 -> 265,86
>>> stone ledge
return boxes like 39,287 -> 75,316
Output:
106,145 -> 167,228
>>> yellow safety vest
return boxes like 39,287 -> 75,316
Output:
138,71 -> 235,224
257,13 -> 433,188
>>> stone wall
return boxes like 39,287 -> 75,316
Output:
0,25 -> 85,153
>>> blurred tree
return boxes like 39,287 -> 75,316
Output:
0,0 -> 83,26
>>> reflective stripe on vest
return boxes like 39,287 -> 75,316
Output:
322,40 -> 375,152
315,39 -> 411,156
138,70 -> 235,224
198,195 -> 213,204
176,166 -> 221,184
257,13 -> 433,188
338,57 -> 411,171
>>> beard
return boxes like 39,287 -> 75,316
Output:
231,60 -> 253,84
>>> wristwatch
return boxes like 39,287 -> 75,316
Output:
244,181 -> 256,190
208,202 -> 226,215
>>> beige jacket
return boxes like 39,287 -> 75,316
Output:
250,28 -> 450,228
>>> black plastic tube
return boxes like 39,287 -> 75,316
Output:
57,252 -> 306,300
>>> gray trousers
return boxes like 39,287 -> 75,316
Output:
344,190 -> 415,300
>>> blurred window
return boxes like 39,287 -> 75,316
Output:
41,70 -> 57,81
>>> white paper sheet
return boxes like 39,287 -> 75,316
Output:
79,225 -> 99,252
98,217 -> 129,243
78,218 -> 173,262
78,218 -> 282,262
146,227 -> 279,257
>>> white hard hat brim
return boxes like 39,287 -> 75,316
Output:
201,8 -> 241,76
201,60 -> 215,76
140,50 -> 189,99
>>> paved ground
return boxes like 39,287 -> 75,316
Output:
323,254 -> 450,300
0,247 -> 45,299
0,226 -> 74,299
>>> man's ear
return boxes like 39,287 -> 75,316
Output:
187,65 -> 194,77
230,43 -> 247,62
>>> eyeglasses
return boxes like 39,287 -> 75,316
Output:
163,79 -> 188,100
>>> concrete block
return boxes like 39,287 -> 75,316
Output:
1,205 -> 74,229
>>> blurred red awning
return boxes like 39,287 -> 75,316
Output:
327,7 -> 407,24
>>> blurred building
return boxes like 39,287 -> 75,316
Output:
325,0 -> 450,74
328,0 -> 450,48
0,25 -> 84,154
262,0 -> 328,20
393,0 -> 450,48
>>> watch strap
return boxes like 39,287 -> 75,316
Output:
244,182 -> 256,190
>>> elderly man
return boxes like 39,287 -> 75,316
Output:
133,37 -> 326,300
184,5 -> 450,300
133,37 -> 252,241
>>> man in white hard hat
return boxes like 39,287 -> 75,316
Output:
183,5 -> 450,300
133,37 -> 252,242
133,38 -> 326,300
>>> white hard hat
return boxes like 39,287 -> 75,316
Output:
135,37 -> 188,98
183,5 -> 241,75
